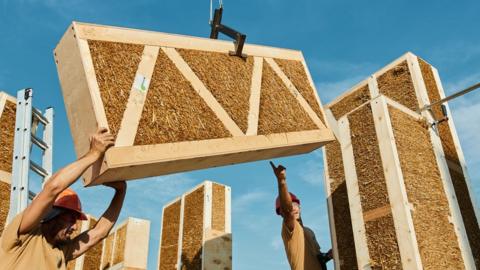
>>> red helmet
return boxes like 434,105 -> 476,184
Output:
53,188 -> 87,220
275,192 -> 300,215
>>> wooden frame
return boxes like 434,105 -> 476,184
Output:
54,22 -> 334,186
100,217 -> 150,270
407,54 -> 476,268
323,52 -> 479,269
337,116 -> 371,270
157,181 -> 231,270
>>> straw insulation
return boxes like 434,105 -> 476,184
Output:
0,100 -> 16,172
212,183 -> 225,232
325,142 -> 358,269
364,214 -> 402,269
257,61 -> 317,135
178,49 -> 253,133
181,186 -> 204,270
418,58 -> 480,268
274,58 -> 325,124
159,200 -> 181,270
377,61 -> 419,111
348,104 -> 391,212
389,106 -> 463,269
102,233 -> 114,269
88,40 -> 144,137
84,218 -> 103,270
134,49 -> 230,145
330,85 -> 370,120
0,181 -> 9,236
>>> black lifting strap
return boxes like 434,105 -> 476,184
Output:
209,7 -> 247,59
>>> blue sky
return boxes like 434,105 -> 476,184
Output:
1,0 -> 479,269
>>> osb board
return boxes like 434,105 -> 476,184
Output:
84,218 -> 103,270
348,104 -> 391,212
377,61 -> 419,112
0,100 -> 16,172
181,186 -> 204,270
257,61 -> 317,135
159,200 -> 182,270
418,59 -> 459,163
449,168 -> 480,268
325,142 -> 358,269
134,49 -> 230,145
88,40 -> 144,137
177,49 -> 254,133
113,224 -> 127,265
0,181 -> 10,240
329,85 -> 370,120
211,183 -> 225,232
274,58 -> 325,124
364,214 -> 402,269
389,106 -> 464,269
102,233 -> 115,269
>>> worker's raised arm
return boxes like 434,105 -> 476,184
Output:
270,161 -> 295,231
18,128 -> 114,235
65,181 -> 126,260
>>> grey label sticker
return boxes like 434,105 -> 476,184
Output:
133,74 -> 150,93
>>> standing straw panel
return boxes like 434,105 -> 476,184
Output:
158,181 -> 231,270
100,217 -> 150,270
0,92 -> 16,236
54,22 -> 334,186
324,52 -> 479,269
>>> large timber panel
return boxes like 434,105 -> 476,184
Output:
54,22 -> 334,185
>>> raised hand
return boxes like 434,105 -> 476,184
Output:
89,127 -> 115,159
270,161 -> 286,181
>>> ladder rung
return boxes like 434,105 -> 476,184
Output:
29,191 -> 37,200
31,134 -> 49,151
32,108 -> 49,125
30,161 -> 49,178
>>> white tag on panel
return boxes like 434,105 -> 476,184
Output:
133,74 -> 150,93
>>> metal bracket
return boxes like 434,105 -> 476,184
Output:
209,7 -> 247,59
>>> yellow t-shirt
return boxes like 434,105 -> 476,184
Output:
0,212 -> 70,270
282,220 -> 323,270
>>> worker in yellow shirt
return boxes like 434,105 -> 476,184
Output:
270,161 -> 333,270
0,128 -> 126,270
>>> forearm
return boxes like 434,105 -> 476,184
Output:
278,178 -> 293,215
94,188 -> 126,238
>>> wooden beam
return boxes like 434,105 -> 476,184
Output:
327,53 -> 410,109
115,46 -> 160,147
367,75 -> 379,98
0,171 -> 11,184
162,47 -> 244,136
337,116 -> 372,270
407,54 -> 476,269
72,22 -> 304,60
86,129 -> 334,185
363,205 -> 391,222
370,95 -> 423,270
245,56 -> 263,136
431,66 -> 480,224
76,38 -> 109,129
299,55 -> 329,127
324,109 -> 340,139
265,58 -> 326,130
322,147 -> 341,270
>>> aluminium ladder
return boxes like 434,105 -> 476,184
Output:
6,88 -> 54,224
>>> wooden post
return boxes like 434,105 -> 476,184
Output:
337,116 -> 371,270
407,54 -> 475,269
